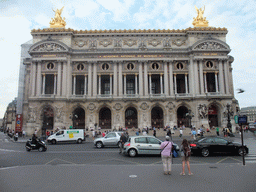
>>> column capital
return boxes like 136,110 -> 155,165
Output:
167,60 -> 174,63
215,71 -> 219,74
73,74 -> 76,77
203,71 -> 207,74
160,73 -> 163,76
54,73 -> 57,76
42,73 -> 45,76
173,73 -> 177,76
149,73 -> 152,76
110,74 -> 113,76
185,73 -> 188,76
84,74 -> 87,77
123,74 -> 126,76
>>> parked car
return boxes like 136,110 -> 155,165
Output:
123,136 -> 179,157
190,136 -> 249,157
94,132 -> 124,148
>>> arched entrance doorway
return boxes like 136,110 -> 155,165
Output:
72,107 -> 85,129
177,106 -> 189,127
125,107 -> 138,128
42,106 -> 54,136
151,106 -> 164,128
99,107 -> 111,129
208,105 -> 219,128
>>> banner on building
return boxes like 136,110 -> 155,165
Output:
15,114 -> 23,132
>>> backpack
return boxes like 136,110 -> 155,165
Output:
184,146 -> 191,157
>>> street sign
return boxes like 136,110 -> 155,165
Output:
238,116 -> 247,124
234,115 -> 238,124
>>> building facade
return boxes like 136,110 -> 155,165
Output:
3,98 -> 17,132
20,26 -> 239,135
240,107 -> 256,124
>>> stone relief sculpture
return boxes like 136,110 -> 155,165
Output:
140,102 -> 149,110
166,102 -> 175,111
194,42 -> 226,50
55,106 -> 64,122
89,39 -> 97,50
99,39 -> 112,47
116,114 -> 120,122
148,39 -> 161,47
28,107 -> 37,122
123,39 -> 137,47
32,43 -> 66,52
138,39 -> 147,50
198,104 -> 208,119
163,38 -> 171,50
143,113 -> 147,122
88,103 -> 96,111
114,103 -> 122,111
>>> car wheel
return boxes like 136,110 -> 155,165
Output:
38,147 -> 44,152
51,140 -> 56,145
201,148 -> 210,157
77,139 -> 82,144
238,147 -> 247,156
128,148 -> 137,157
117,141 -> 121,148
96,142 -> 103,148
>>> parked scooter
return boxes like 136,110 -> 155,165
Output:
25,138 -> 47,152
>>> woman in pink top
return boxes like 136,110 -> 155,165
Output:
160,136 -> 173,175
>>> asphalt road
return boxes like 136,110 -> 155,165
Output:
0,132 -> 251,168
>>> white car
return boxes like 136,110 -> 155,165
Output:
94,132 -> 124,148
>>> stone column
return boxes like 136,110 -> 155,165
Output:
135,74 -> 138,95
113,62 -> 117,96
224,60 -> 229,94
42,73 -> 45,95
124,74 -> 126,95
204,72 -> 208,93
139,61 -> 143,96
174,73 -> 177,94
88,62 -> 92,96
73,75 -> 76,95
98,75 -> 101,95
62,61 -> 67,96
185,73 -> 188,94
93,62 -> 97,97
84,75 -> 87,95
118,61 -> 123,97
189,56 -> 194,95
149,74 -> 152,95
164,62 -> 168,95
36,62 -> 42,96
57,62 -> 61,96
31,62 -> 36,97
218,59 -> 225,94
66,58 -> 72,97
110,74 -> 112,95
215,72 -> 219,92
199,60 -> 204,94
144,61 -> 148,96
169,61 -> 174,96
160,73 -> 163,95
54,73 -> 57,95
194,60 -> 199,95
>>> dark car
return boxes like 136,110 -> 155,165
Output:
190,136 -> 249,157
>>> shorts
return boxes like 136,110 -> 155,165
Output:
182,156 -> 190,161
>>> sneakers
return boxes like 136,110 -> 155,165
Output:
180,172 -> 185,175
188,173 -> 193,176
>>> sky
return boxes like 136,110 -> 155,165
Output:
0,0 -> 255,118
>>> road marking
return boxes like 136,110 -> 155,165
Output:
45,158 -> 76,165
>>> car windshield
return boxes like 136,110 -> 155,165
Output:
198,138 -> 207,143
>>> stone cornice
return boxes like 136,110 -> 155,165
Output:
31,27 -> 228,35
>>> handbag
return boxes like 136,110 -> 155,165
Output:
172,150 -> 178,158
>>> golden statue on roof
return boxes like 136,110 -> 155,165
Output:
192,5 -> 209,27
50,6 -> 66,28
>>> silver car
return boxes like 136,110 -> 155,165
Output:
123,136 -> 179,157
94,132 -> 123,148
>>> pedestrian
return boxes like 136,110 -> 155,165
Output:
180,139 -> 193,176
160,136 -> 173,175
136,130 -> 139,136
119,133 -> 127,154
192,129 -> 197,140
167,128 -> 172,137
34,129 -> 37,136
22,130 -> 26,138
153,129 -> 156,137
216,127 -> 219,136
179,128 -> 183,137
92,129 -> 95,140
102,131 -> 106,137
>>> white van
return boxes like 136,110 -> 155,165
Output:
47,129 -> 85,144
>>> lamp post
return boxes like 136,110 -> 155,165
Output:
186,109 -> 194,128
226,103 -> 233,133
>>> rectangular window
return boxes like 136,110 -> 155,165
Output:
75,75 -> 85,95
45,74 -> 54,94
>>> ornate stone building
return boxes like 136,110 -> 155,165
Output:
20,26 -> 239,135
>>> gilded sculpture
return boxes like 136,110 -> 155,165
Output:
192,6 -> 209,27
50,7 -> 66,28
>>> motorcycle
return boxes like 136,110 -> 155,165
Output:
25,138 -> 47,152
